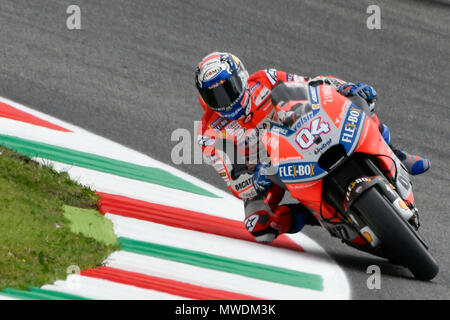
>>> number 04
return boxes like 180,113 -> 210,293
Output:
296,117 -> 330,150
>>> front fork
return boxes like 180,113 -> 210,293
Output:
323,156 -> 422,248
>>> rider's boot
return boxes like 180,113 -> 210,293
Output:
379,123 -> 431,175
278,203 -> 320,234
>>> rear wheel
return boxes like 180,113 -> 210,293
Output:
353,187 -> 439,281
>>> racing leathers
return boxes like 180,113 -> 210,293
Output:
196,69 -> 427,243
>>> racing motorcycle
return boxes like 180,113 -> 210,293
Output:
260,81 -> 439,281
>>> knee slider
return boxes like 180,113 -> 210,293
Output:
244,211 -> 276,235
244,200 -> 279,241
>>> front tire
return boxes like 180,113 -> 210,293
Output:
353,187 -> 439,281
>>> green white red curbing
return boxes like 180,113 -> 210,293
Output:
0,96 -> 351,300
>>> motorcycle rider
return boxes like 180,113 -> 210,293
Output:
195,51 -> 430,243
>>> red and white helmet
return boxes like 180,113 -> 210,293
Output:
195,52 -> 250,120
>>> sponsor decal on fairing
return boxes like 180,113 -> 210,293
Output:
277,162 -> 325,182
295,116 -> 331,150
339,104 -> 364,153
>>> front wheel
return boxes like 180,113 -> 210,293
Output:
353,187 -> 439,281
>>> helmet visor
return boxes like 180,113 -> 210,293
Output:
199,72 -> 245,112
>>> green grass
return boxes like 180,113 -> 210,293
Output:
0,146 -> 118,290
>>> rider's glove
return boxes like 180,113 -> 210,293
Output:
339,82 -> 377,104
276,109 -> 296,127
253,163 -> 272,192
275,101 -> 305,128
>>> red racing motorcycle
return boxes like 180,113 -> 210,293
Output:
261,81 -> 439,280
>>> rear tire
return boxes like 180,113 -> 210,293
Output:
353,187 -> 439,281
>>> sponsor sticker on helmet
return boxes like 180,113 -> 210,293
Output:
202,66 -> 223,81
231,54 -> 241,66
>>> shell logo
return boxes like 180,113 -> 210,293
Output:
363,232 -> 373,243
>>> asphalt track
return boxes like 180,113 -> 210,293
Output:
0,0 -> 449,299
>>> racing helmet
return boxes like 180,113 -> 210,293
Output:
195,52 -> 250,120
